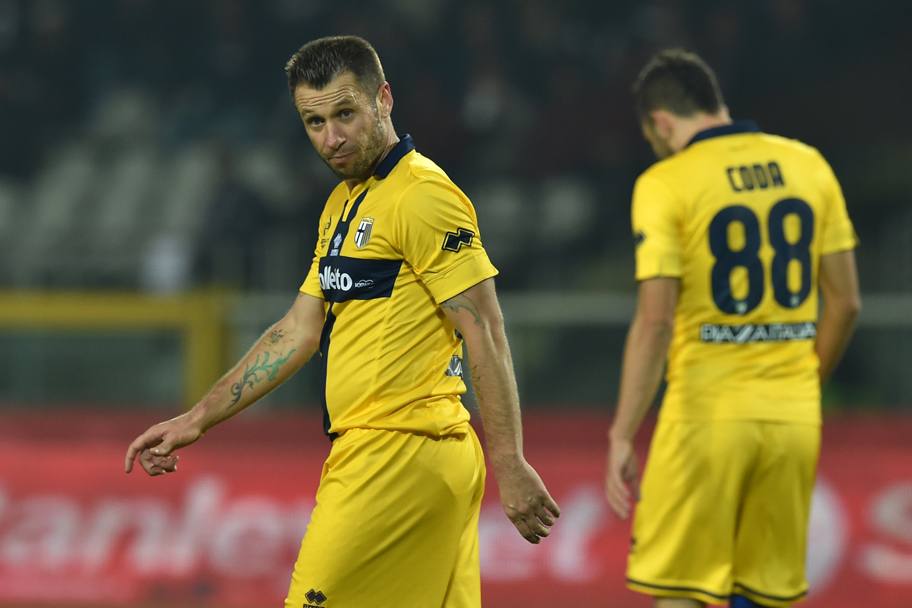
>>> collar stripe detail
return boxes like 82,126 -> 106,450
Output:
687,120 -> 760,147
373,134 -> 415,179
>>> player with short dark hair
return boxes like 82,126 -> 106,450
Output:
126,35 -> 559,607
632,49 -> 724,122
285,35 -> 386,96
606,48 -> 861,608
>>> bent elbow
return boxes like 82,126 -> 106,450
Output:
850,291 -> 863,314
833,293 -> 862,320
656,320 -> 675,343
301,333 -> 321,360
845,299 -> 862,328
847,296 -> 862,319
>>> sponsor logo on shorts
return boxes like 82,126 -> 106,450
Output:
303,588 -> 327,607
700,321 -> 817,344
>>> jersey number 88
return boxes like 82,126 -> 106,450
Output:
708,198 -> 814,315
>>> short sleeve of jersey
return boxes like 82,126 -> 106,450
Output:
299,214 -> 327,299
815,152 -> 858,254
631,173 -> 683,280
300,254 -> 323,299
396,178 -> 498,303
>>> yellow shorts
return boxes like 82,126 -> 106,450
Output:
285,425 -> 485,608
627,419 -> 820,607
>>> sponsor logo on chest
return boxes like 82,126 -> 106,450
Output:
319,265 -> 353,292
317,256 -> 403,303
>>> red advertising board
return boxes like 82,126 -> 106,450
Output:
0,410 -> 910,607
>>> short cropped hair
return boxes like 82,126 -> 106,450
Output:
633,49 -> 725,120
285,35 -> 385,95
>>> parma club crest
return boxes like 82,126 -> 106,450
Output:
354,217 -> 374,248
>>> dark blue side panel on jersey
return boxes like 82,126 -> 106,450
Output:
318,256 -> 403,303
318,308 -> 339,440
317,256 -> 402,439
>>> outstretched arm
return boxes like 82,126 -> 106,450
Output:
124,293 -> 325,475
441,278 -> 560,544
605,277 -> 678,520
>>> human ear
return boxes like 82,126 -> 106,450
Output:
650,110 -> 674,140
377,82 -> 393,119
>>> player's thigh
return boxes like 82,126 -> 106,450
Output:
733,422 -> 820,607
285,428 -> 484,607
628,420 -> 759,604
441,426 -> 486,608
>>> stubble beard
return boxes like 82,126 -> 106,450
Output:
326,115 -> 388,182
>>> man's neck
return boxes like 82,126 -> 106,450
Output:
672,110 -> 732,152
344,127 -> 400,189
373,136 -> 401,171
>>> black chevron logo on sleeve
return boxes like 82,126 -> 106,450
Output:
442,227 -> 475,252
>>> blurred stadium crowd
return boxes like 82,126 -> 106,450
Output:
3,0 -> 910,290
1,0 -> 910,405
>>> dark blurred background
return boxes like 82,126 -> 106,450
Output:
1,0 -> 910,408
2,3 -> 911,608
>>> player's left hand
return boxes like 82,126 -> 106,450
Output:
605,437 -> 639,520
494,457 -> 561,544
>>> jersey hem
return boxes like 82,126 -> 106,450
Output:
657,412 -> 821,425
331,417 -> 473,441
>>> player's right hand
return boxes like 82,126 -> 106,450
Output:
137,447 -> 179,476
605,437 -> 639,520
124,414 -> 203,476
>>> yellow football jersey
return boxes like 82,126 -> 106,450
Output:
300,135 -> 498,438
632,121 -> 857,423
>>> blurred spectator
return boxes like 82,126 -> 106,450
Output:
194,147 -> 275,289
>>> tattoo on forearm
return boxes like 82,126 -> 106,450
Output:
268,329 -> 286,345
442,294 -> 483,326
229,349 -> 297,405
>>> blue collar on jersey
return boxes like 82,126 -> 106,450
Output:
687,120 -> 760,147
373,134 -> 415,179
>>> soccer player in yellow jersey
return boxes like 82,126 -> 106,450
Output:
605,50 -> 861,608
124,35 -> 560,607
